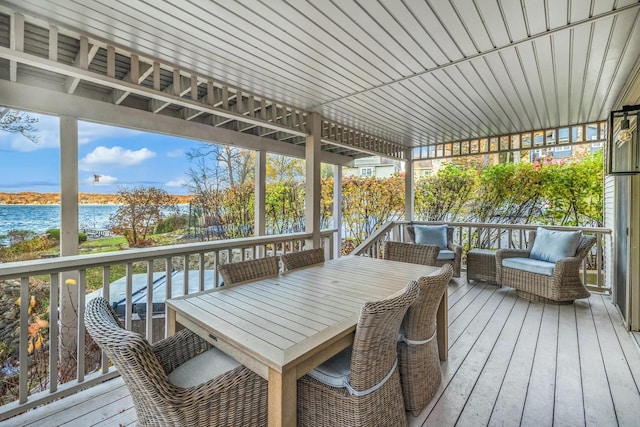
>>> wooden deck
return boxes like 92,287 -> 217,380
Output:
5,275 -> 640,427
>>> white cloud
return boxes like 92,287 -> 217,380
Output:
79,146 -> 156,171
0,113 -> 60,151
166,149 -> 185,158
84,174 -> 118,185
165,178 -> 187,187
78,121 -> 142,145
0,115 -> 144,152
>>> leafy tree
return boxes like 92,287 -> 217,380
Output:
265,181 -> 305,234
187,144 -> 254,188
473,162 -> 545,224
542,150 -> 603,226
341,174 -> 405,248
266,154 -> 304,182
0,108 -> 39,143
414,163 -> 478,221
110,186 -> 177,247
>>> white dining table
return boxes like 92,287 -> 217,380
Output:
166,255 -> 447,427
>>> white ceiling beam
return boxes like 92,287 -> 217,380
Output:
64,36 -> 99,94
0,79 -> 353,165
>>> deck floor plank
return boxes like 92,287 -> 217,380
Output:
456,294 -> 529,426
554,303 -> 585,426
488,302 -> 544,426
576,297 -> 617,426
520,303 -> 559,427
427,289 -> 518,426
590,294 -> 640,426
5,276 -> 640,427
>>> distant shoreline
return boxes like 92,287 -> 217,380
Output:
0,192 -> 193,205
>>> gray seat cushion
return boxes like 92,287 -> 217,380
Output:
437,249 -> 455,260
502,257 -> 555,276
307,347 -> 352,388
167,347 -> 241,388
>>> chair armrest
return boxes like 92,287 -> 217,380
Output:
448,242 -> 462,257
552,256 -> 585,279
153,329 -> 210,374
495,248 -> 530,265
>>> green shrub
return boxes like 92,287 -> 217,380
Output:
154,214 -> 188,234
46,228 -> 86,243
46,228 -> 60,240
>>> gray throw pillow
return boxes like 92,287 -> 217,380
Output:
413,224 -> 448,249
530,227 -> 582,263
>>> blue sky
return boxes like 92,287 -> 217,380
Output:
0,112 -> 209,195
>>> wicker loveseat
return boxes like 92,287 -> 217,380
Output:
495,229 -> 596,304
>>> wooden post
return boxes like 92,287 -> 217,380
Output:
255,149 -> 266,257
305,113 -> 322,248
333,164 -> 342,258
59,116 -> 80,376
404,148 -> 414,221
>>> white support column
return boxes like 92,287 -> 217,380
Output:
59,116 -> 80,374
404,148 -> 414,221
333,165 -> 343,259
305,113 -> 322,248
255,149 -> 266,237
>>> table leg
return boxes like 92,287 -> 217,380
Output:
268,367 -> 297,427
167,306 -> 176,336
437,294 -> 448,361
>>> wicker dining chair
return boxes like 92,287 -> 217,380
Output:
84,297 -> 267,427
297,281 -> 420,427
383,241 -> 440,267
398,264 -> 453,415
218,256 -> 279,285
281,248 -> 325,271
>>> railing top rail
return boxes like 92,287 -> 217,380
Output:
0,230 -> 337,281
407,221 -> 611,235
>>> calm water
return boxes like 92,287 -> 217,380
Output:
0,204 -> 118,238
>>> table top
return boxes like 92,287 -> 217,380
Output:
166,256 -> 438,375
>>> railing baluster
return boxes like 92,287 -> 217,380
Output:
19,277 -> 29,404
101,266 -> 110,373
165,257 -> 172,338
199,253 -> 205,292
596,233 -> 603,287
49,273 -> 60,391
125,263 -> 133,331
146,261 -> 153,342
214,251 -> 221,288
183,256 -> 189,296
77,269 -> 86,383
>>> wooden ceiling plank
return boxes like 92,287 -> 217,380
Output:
48,24 -> 57,61
9,12 -> 24,82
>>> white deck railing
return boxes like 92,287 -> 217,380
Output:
353,221 -> 611,291
0,230 -> 336,421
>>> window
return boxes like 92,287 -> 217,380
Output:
360,167 -> 373,177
